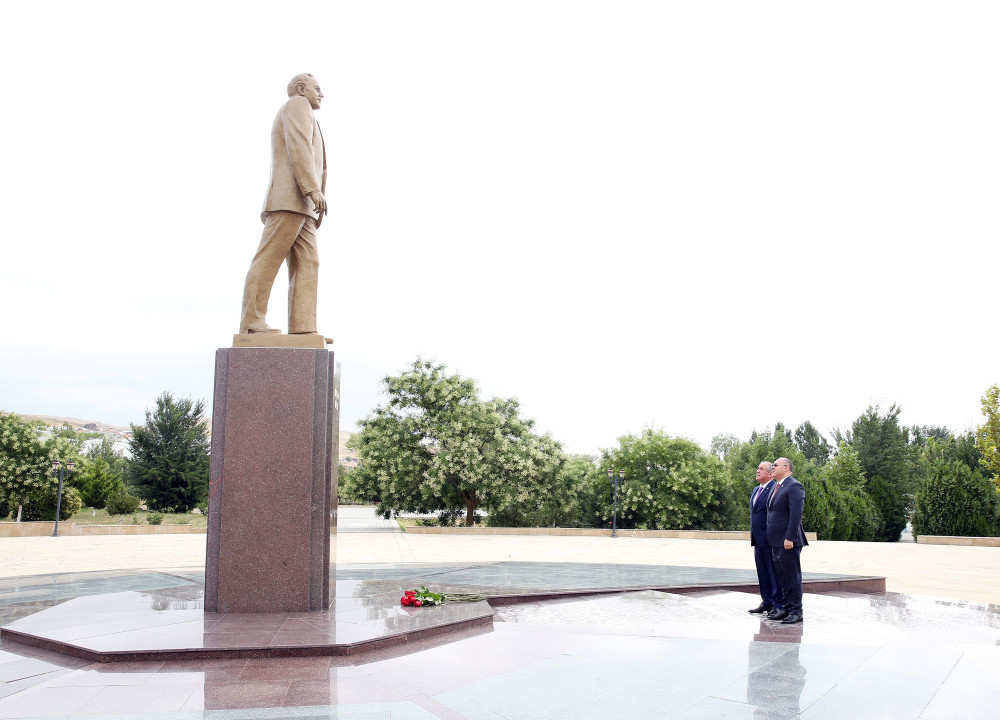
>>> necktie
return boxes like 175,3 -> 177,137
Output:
768,482 -> 780,508
752,485 -> 761,507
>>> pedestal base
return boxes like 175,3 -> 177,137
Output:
205,347 -> 339,613
232,334 -> 332,349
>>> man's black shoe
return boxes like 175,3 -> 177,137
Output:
781,614 -> 803,624
767,609 -> 789,621
748,603 -> 773,614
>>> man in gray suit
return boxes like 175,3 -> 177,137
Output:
240,73 -> 328,336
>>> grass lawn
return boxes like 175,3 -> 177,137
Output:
70,507 -> 208,529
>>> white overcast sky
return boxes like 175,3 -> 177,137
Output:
1,1 -> 997,455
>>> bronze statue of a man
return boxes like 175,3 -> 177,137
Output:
239,73 -> 327,335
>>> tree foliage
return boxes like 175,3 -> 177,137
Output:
976,384 -> 1000,490
600,429 -> 738,530
105,489 -> 141,516
720,427 -> 883,541
723,426 -> 808,531
0,413 -> 56,517
709,433 -> 739,461
794,421 -> 832,466
127,393 -> 210,512
912,439 -> 1000,538
556,455 -> 606,528
19,484 -> 83,521
74,456 -> 127,509
488,451 -> 586,528
824,442 -> 865,492
844,404 -> 911,541
347,359 -> 566,526
815,444 -> 881,541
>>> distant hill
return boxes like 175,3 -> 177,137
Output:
338,431 -> 357,468
16,414 -> 131,434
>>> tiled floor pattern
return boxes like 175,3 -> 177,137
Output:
1,566 -> 999,719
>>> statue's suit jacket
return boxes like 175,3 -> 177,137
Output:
261,95 -> 327,227
765,477 -> 809,548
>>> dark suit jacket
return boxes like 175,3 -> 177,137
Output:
749,480 -> 774,547
765,476 -> 808,548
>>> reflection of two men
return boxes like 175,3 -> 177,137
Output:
746,623 -> 806,719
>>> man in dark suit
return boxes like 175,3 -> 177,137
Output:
765,457 -> 808,624
748,461 -> 784,615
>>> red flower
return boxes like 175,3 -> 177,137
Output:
414,600 -> 422,607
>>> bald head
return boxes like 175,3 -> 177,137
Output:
287,73 -> 315,96
772,457 -> 793,481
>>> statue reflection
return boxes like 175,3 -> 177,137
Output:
746,621 -> 806,719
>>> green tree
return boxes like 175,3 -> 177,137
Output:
74,437 -> 128,508
817,443 -> 881,541
19,485 -> 83,521
105,489 -> 141,516
721,426 -> 882,540
0,413 -> 55,519
487,442 -> 582,528
567,455 -> 612,528
844,404 -> 910,541
824,442 -> 866,492
912,439 -> 1000,538
127,393 -> 210,512
793,421 -> 832,466
909,425 -> 952,445
709,433 -> 739,461
976,384 -> 1000,490
348,359 -> 566,526
600,428 -> 738,531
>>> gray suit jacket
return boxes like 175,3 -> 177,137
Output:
261,95 -> 327,226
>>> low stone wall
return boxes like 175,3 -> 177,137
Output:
917,535 -> 1000,547
80,525 -> 207,536
0,522 -> 206,537
404,526 -> 819,542
0,521 -> 74,537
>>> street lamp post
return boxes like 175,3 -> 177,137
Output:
51,460 -> 75,537
608,468 -> 625,538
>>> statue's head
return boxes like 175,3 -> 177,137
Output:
288,73 -> 323,110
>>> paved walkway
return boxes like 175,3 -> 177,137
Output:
3,511 -> 998,603
336,506 -> 402,533
1,508 -> 999,720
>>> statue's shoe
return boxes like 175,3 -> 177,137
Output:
242,324 -> 281,334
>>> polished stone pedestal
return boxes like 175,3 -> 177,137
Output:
205,348 -> 339,613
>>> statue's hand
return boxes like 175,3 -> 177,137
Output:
307,191 -> 328,216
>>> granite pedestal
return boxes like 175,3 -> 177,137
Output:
205,347 -> 339,613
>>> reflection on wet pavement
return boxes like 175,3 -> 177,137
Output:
1,568 -> 999,719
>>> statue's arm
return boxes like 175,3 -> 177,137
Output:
282,96 -> 326,216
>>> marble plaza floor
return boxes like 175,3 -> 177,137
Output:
1,515 -> 999,719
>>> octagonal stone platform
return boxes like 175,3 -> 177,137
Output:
0,562 -> 883,663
